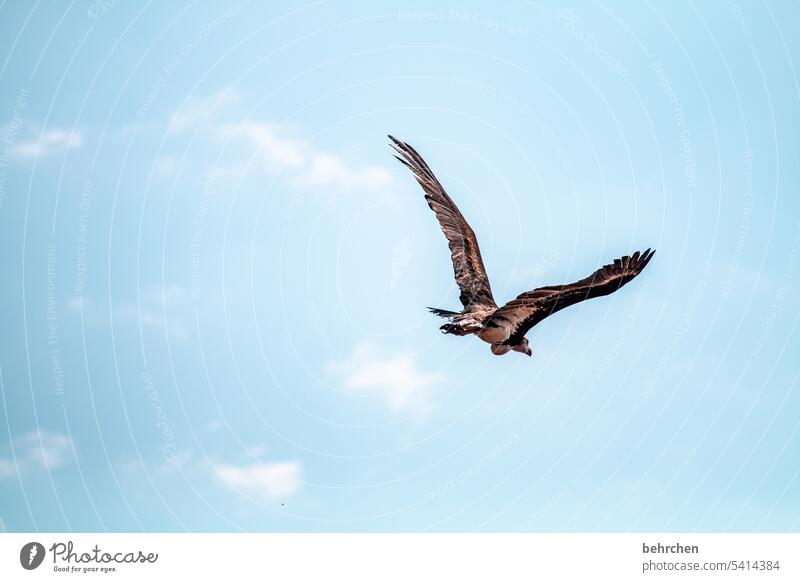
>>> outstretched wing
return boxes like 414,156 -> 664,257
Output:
389,135 -> 496,310
488,249 -> 655,345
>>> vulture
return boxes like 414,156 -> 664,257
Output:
389,135 -> 655,357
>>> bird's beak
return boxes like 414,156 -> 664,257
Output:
525,347 -> 532,357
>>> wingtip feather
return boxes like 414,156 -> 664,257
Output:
388,134 -> 403,147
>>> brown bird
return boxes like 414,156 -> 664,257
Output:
389,135 -> 654,357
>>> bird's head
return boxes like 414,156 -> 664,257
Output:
512,338 -> 532,357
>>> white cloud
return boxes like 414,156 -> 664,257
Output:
13,129 -> 83,159
328,342 -> 444,414
303,152 -> 391,190
155,156 -> 178,175
224,122 -> 305,169
217,122 -> 392,192
215,461 -> 302,502
168,88 -> 239,134
244,445 -> 269,459
0,459 -> 16,479
159,90 -> 391,193
112,284 -> 190,340
206,419 -> 224,433
0,430 -> 75,479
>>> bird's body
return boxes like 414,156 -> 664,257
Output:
389,135 -> 655,358
476,316 -> 515,345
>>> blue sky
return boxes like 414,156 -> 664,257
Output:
0,0 -> 798,532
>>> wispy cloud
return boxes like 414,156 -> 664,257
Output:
0,459 -> 16,479
223,122 -> 305,168
328,342 -> 444,414
214,460 -> 302,502
218,122 -> 392,192
12,129 -> 83,159
303,151 -> 390,191
168,88 -> 240,134
154,156 -> 178,175
0,430 -> 75,479
139,89 -> 392,194
110,284 -> 190,340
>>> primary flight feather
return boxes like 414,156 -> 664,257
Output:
389,135 -> 655,357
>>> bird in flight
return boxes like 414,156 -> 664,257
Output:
389,135 -> 655,357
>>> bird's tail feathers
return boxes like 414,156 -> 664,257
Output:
428,307 -> 459,318
436,311 -> 483,336
439,322 -> 475,336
